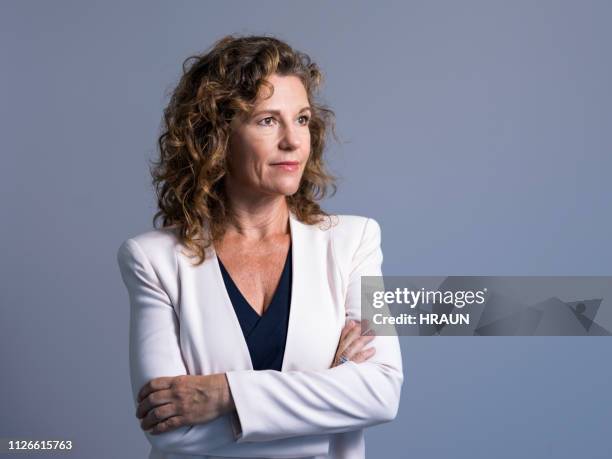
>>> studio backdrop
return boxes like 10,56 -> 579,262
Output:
2,1 -> 611,458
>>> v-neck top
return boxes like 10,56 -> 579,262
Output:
217,243 -> 292,371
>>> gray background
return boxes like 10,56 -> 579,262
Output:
2,0 -> 611,457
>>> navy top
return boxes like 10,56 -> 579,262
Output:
217,243 -> 292,371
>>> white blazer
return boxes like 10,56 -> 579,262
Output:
117,213 -> 403,459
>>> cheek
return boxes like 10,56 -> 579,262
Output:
229,137 -> 262,172
251,139 -> 276,167
302,130 -> 312,152
235,147 -> 272,182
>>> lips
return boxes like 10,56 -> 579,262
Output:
271,161 -> 300,171
271,161 -> 299,166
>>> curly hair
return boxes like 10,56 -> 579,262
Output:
150,34 -> 337,266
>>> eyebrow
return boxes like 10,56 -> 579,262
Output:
251,106 -> 312,117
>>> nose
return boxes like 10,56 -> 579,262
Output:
278,124 -> 301,151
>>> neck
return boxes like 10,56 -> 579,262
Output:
223,190 -> 291,242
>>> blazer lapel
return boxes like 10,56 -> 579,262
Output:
282,212 -> 333,371
179,242 -> 254,375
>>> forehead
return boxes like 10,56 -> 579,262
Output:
254,74 -> 309,108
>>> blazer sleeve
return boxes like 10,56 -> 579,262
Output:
225,218 -> 404,442
116,238 -> 330,458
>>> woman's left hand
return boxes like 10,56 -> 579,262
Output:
135,374 -> 235,434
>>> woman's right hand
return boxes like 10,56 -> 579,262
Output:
331,319 -> 376,367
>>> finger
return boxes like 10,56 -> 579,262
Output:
138,377 -> 174,403
360,319 -> 375,335
136,389 -> 173,419
338,321 -> 364,356
148,415 -> 185,435
141,403 -> 177,431
363,327 -> 376,337
333,321 -> 358,361
351,346 -> 376,364
339,319 -> 357,341
355,333 -> 376,348
342,334 -> 375,360
343,320 -> 363,344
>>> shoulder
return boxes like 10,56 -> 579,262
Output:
116,227 -> 182,269
323,214 -> 380,238
321,214 -> 382,263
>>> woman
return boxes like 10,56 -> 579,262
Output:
117,35 -> 403,459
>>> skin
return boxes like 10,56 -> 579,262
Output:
136,74 -> 376,435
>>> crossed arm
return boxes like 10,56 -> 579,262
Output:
116,218 -> 403,456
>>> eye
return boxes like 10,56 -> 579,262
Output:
258,116 -> 276,127
298,115 -> 310,125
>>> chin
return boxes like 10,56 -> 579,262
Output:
279,185 -> 301,196
271,180 -> 301,196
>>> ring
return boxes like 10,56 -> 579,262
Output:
339,355 -> 349,364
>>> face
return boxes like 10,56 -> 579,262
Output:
227,73 -> 311,198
